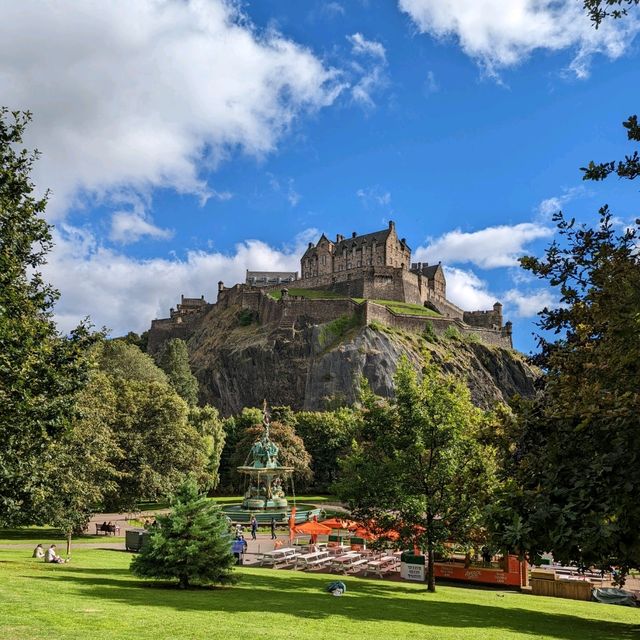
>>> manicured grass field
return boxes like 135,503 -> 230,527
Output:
1,545 -> 638,640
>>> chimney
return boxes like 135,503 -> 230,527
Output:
308,241 -> 314,249
336,233 -> 344,242
218,281 -> 224,292
352,231 -> 357,238
388,220 -> 395,230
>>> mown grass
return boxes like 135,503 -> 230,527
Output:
0,546 -> 637,640
268,288 -> 346,300
371,299 -> 441,317
0,527 -> 124,546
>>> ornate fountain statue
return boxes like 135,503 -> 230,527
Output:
237,400 -> 294,510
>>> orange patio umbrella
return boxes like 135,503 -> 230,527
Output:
320,517 -> 358,530
295,520 -> 332,544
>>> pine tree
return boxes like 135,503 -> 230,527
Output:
130,481 -> 237,588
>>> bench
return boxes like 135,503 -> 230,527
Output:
95,524 -> 120,536
346,558 -> 370,574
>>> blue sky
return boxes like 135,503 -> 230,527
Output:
1,1 -> 638,352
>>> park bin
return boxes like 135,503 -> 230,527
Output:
125,529 -> 149,552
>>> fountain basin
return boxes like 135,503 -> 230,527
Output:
221,502 -> 323,525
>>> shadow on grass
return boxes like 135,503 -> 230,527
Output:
30,569 -> 637,640
0,527 -> 64,541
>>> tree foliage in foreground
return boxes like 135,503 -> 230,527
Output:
0,108 -> 96,526
493,118 -> 640,581
583,0 -> 640,26
336,358 -> 496,592
131,481 -> 236,589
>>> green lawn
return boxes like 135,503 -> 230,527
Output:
368,299 -> 441,317
1,546 -> 637,640
268,288 -> 347,300
0,527 -> 124,546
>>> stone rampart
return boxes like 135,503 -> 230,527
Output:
363,301 -> 512,348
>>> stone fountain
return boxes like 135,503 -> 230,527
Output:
236,401 -> 294,510
221,401 -> 321,524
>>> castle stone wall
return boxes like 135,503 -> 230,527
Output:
363,301 -> 512,348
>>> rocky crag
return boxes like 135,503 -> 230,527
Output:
148,298 -> 537,416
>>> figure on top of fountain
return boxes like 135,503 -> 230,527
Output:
249,401 -> 280,469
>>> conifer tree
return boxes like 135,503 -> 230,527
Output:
130,481 -> 237,589
156,338 -> 199,406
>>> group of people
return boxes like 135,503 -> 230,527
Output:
242,516 -> 277,541
32,544 -> 67,564
99,521 -> 118,535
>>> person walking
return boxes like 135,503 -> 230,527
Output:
270,517 -> 277,540
250,516 -> 258,541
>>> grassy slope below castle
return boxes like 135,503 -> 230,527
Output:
267,288 -> 440,318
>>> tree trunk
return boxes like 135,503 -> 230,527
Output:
66,531 -> 72,558
427,538 -> 436,592
179,575 -> 189,589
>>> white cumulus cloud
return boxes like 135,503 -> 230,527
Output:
110,212 -> 174,245
414,223 -> 553,269
443,266 -> 497,311
503,288 -> 557,318
45,227 -> 317,335
398,0 -> 639,77
0,0 -> 343,218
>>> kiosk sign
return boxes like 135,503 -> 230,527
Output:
400,552 -> 426,582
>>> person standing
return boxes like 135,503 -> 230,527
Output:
270,517 -> 277,540
250,516 -> 258,541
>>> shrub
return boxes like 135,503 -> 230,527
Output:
422,321 -> 438,343
443,325 -> 462,341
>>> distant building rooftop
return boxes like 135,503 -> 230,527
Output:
246,270 -> 298,287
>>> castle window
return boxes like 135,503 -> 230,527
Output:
357,261 -> 361,267
377,256 -> 382,264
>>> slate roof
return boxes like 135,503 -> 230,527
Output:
303,226 -> 399,257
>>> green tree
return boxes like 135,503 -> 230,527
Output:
189,405 -> 226,491
337,358 -> 496,592
37,371 -> 121,554
99,340 -> 168,385
102,378 -> 208,511
496,118 -> 640,581
130,481 -> 237,589
0,108 -> 95,526
87,341 -> 209,511
295,408 -> 361,491
156,338 -> 199,406
230,420 -> 313,491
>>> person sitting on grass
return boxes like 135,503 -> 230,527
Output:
32,544 -> 44,559
45,545 -> 65,564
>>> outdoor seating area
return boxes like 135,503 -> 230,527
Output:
257,541 -> 401,578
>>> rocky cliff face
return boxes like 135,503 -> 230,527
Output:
159,304 -> 537,416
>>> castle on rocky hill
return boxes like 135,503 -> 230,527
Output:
149,221 -> 512,351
